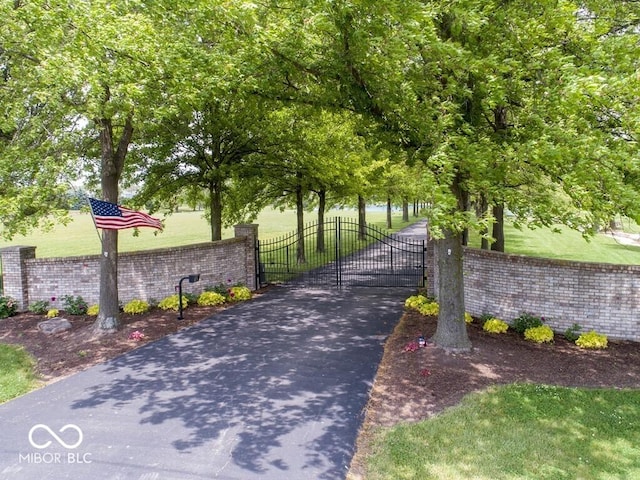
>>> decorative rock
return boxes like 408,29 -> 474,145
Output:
37,318 -> 72,335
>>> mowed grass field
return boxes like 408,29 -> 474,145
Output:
1,206 -> 640,264
468,222 -> 640,265
0,207 -> 417,258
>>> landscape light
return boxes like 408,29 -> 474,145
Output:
177,274 -> 200,320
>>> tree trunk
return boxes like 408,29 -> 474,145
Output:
358,195 -> 366,240
431,176 -> 471,351
316,189 -> 326,253
491,203 -> 505,252
479,194 -> 489,250
431,228 -> 471,351
94,111 -> 133,333
402,198 -> 409,222
461,189 -> 470,247
209,182 -> 223,241
386,196 -> 392,229
296,179 -> 306,263
95,229 -> 119,333
490,107 -> 508,252
609,217 -> 621,231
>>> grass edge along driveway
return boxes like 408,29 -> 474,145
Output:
0,344 -> 40,403
363,383 -> 640,480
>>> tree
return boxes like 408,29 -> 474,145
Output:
255,0 -> 640,350
245,104 -> 384,262
4,1 -> 170,332
131,95 -> 274,241
126,1 -> 288,241
5,0 -> 640,348
302,110 -> 375,251
0,1 -> 75,239
373,160 -> 421,229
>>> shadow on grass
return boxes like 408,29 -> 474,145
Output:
371,384 -> 640,479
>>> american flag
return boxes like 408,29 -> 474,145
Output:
88,198 -> 163,231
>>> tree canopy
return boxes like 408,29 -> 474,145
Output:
2,1 -> 639,344
251,0 -> 640,348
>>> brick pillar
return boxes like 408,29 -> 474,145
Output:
234,224 -> 259,290
0,246 -> 36,311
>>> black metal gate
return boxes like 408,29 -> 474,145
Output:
257,218 -> 425,287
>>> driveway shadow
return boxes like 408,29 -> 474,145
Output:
70,287 -> 409,479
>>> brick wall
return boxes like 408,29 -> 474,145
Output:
0,246 -> 36,309
427,242 -> 640,341
0,224 -> 258,311
6,225 -> 640,342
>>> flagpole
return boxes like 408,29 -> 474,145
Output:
86,197 -> 105,249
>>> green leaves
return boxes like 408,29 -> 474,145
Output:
2,0 -> 640,244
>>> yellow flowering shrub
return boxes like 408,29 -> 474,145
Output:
576,331 -> 608,349
483,318 -> 509,334
198,291 -> 226,306
404,295 -> 430,310
87,304 -> 99,316
524,325 -> 554,344
417,301 -> 439,317
158,294 -> 188,311
46,308 -> 59,318
228,286 -> 251,302
123,299 -> 150,315
465,312 -> 474,324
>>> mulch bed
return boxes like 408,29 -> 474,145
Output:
346,310 -> 640,478
0,304 -> 226,382
364,310 -> 640,428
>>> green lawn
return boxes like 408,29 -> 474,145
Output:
2,207 -> 637,265
0,343 -> 39,403
366,384 -> 640,480
0,207 -> 417,258
468,222 -> 640,265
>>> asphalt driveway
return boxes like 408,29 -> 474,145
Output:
0,286 -> 412,480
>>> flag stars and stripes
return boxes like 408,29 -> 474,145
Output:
88,198 -> 163,231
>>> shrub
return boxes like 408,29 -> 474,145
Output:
483,318 -> 509,334
417,301 -> 439,317
576,331 -> 608,349
158,294 -> 188,311
478,313 -> 494,328
227,286 -> 252,302
512,313 -> 543,335
62,295 -> 88,315
198,291 -> 226,306
46,308 -> 59,318
0,296 -> 17,319
206,283 -> 231,297
524,325 -> 554,344
564,323 -> 582,342
28,300 -> 50,315
184,292 -> 199,305
123,299 -> 150,315
87,304 -> 99,316
465,312 -> 474,324
404,295 -> 430,310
